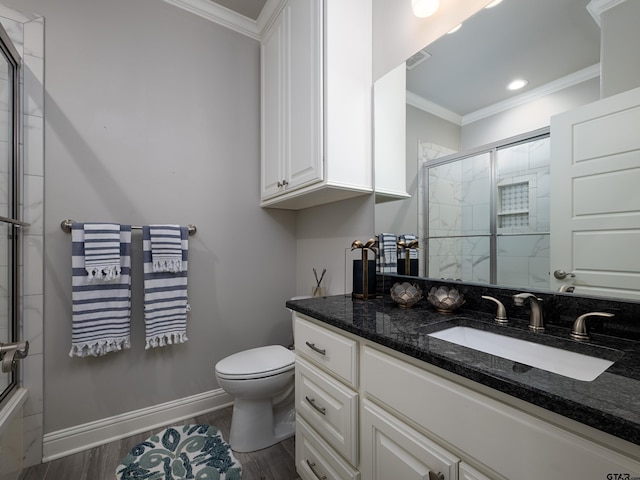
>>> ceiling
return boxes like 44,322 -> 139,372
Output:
212,0 -> 267,20
210,0 -> 601,120
404,0 -> 601,119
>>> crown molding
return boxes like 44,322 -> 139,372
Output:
587,0 -> 628,26
462,64 -> 601,125
163,0 -> 285,40
407,64 -> 601,126
406,91 -> 463,126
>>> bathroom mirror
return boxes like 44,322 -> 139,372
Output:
373,0 -> 638,300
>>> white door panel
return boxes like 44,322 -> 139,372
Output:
550,86 -> 640,299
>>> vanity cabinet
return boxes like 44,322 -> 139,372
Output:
294,316 -> 360,479
260,0 -> 372,210
293,312 -> 640,480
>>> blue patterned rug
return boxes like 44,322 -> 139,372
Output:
115,424 -> 242,479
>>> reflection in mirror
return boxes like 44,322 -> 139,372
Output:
421,131 -> 550,290
374,0 -> 620,296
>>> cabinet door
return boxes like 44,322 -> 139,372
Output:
361,400 -> 459,480
287,0 -> 323,190
261,4 -> 289,199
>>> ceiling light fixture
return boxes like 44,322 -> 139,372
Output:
484,0 -> 503,8
507,79 -> 529,91
412,0 -> 440,18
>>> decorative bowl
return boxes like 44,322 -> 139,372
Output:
427,286 -> 465,313
390,282 -> 423,308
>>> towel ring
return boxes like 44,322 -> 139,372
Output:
60,219 -> 197,236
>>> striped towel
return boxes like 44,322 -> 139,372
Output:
70,224 -> 132,357
149,224 -> 183,273
377,233 -> 397,273
398,234 -> 419,259
143,225 -> 189,349
83,223 -> 122,281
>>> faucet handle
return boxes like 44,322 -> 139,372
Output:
570,312 -> 614,341
481,296 -> 508,325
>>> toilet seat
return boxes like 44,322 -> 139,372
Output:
215,345 -> 295,380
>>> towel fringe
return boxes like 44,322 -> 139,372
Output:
86,265 -> 122,281
145,332 -> 188,350
152,259 -> 182,273
69,337 -> 131,357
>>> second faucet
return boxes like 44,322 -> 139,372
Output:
513,293 -> 544,332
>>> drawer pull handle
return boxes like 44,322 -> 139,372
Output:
306,460 -> 327,480
305,396 -> 326,415
429,472 -> 445,480
305,341 -> 326,355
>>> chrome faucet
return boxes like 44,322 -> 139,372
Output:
570,312 -> 614,341
513,293 -> 544,332
481,295 -> 508,325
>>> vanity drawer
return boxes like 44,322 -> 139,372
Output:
295,315 -> 358,387
296,416 -> 360,480
296,357 -> 358,465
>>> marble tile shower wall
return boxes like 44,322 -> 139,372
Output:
422,137 -> 551,291
496,137 -> 550,290
0,4 -> 45,468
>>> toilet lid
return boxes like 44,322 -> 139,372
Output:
215,345 -> 295,379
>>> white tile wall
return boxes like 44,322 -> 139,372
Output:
0,3 -> 44,471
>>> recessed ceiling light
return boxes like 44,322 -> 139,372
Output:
447,23 -> 462,34
507,79 -> 529,91
412,0 -> 440,18
485,0 -> 503,8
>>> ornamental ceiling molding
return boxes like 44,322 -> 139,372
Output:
162,0 -> 285,41
587,0 -> 628,26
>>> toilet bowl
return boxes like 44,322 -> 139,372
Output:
215,345 -> 296,452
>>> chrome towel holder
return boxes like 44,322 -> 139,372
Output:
60,219 -> 197,236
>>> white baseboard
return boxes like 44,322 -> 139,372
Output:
42,389 -> 233,462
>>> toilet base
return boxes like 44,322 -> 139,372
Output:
228,398 -> 295,452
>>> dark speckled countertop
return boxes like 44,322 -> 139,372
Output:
286,294 -> 640,447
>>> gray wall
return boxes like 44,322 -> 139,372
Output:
6,0 -> 298,434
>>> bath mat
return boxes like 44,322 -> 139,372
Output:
115,424 -> 242,480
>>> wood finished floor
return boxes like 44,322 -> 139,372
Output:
18,406 -> 301,480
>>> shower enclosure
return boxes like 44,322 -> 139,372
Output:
420,130 -> 551,290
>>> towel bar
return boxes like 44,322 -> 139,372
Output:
60,219 -> 197,236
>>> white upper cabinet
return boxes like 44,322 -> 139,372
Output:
260,0 -> 372,210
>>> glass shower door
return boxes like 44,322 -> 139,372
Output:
0,21 -> 27,404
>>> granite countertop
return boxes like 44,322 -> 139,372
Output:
286,294 -> 640,447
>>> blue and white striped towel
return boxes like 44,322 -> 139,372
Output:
398,234 -> 419,260
83,223 -> 122,281
149,224 -> 183,273
377,233 -> 397,273
70,223 -> 132,357
143,225 -> 189,349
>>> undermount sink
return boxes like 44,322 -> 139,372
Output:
428,326 -> 615,381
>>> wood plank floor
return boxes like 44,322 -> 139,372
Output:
19,406 -> 301,480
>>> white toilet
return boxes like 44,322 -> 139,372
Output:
215,344 -> 296,452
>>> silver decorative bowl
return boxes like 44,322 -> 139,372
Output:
427,286 -> 465,313
390,282 -> 423,308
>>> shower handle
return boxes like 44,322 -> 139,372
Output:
0,341 -> 29,373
